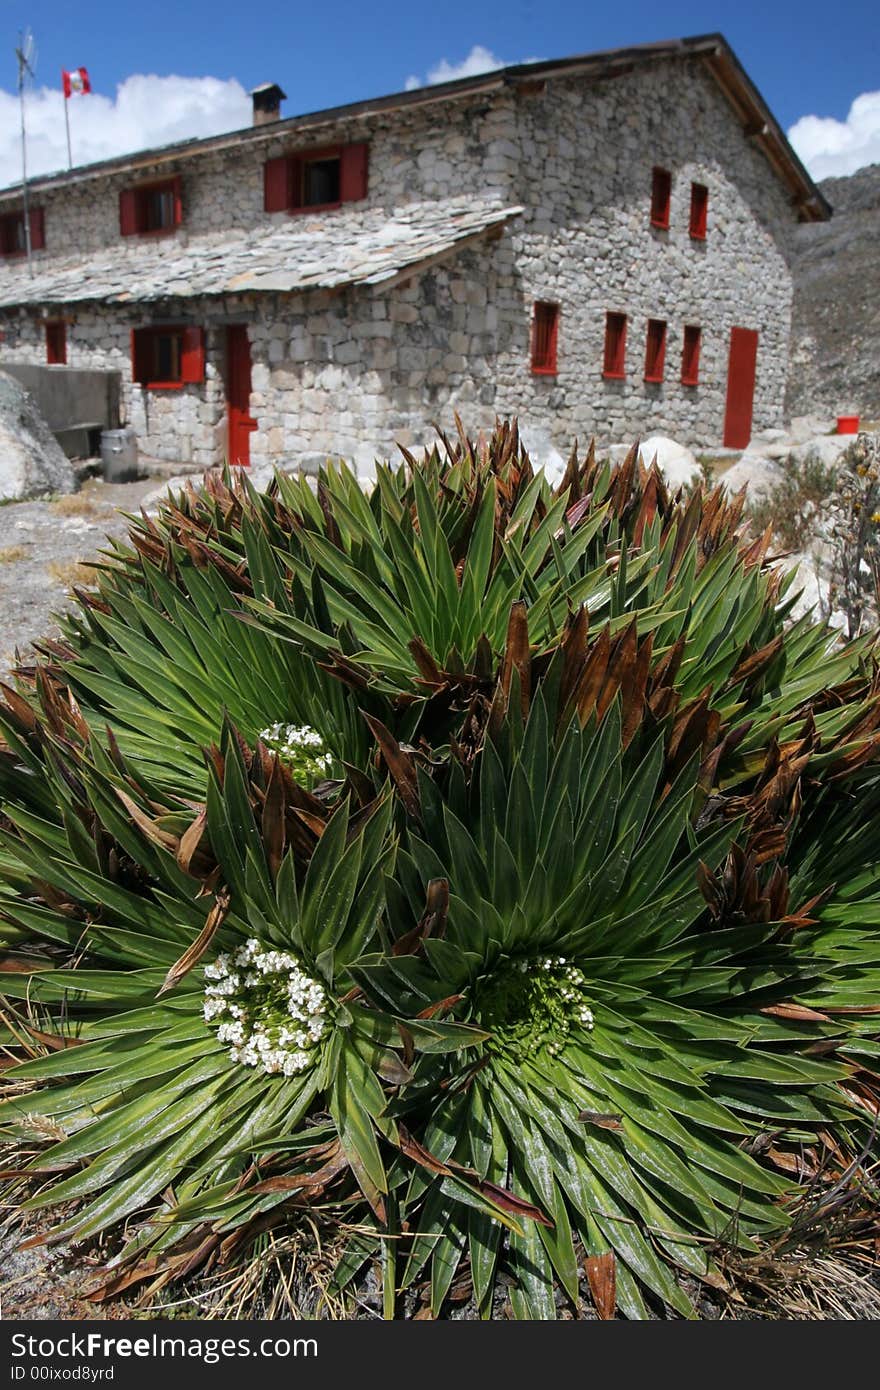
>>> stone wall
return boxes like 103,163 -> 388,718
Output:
0,56 -> 802,466
494,60 -> 796,447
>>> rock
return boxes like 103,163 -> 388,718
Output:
787,434 -> 851,469
0,370 -> 76,502
517,425 -> 567,487
777,552 -> 847,632
719,452 -> 784,502
637,435 -> 703,490
604,444 -> 632,465
761,442 -> 795,461
787,414 -> 836,445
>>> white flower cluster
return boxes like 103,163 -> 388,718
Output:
258,723 -> 332,771
204,938 -> 329,1077
540,957 -> 595,1029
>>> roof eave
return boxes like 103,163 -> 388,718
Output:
0,33 -> 829,221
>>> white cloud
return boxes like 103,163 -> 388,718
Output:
788,90 -> 880,180
0,74 -> 252,191
405,45 -> 506,92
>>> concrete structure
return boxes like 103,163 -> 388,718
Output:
0,35 -> 828,474
2,363 -> 120,458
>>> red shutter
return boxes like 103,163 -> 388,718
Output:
46,321 -> 66,365
531,302 -> 558,374
28,207 -> 45,250
120,189 -> 139,236
180,326 -> 206,384
264,156 -> 291,212
340,142 -> 369,203
644,319 -> 667,382
131,328 -> 147,383
650,167 -> 671,229
689,183 -> 708,239
603,313 -> 627,378
171,175 -> 183,227
682,325 -> 701,385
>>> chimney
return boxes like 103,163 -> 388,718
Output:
250,82 -> 287,126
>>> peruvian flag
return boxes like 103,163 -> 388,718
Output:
62,67 -> 91,98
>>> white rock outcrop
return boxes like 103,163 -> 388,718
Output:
0,371 -> 76,502
636,435 -> 703,490
719,452 -> 785,502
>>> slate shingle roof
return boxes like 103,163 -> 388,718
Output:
0,201 -> 523,309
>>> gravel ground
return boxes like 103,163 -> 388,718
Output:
0,475 -> 162,677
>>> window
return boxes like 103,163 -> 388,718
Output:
650,167 -> 671,229
681,325 -> 701,385
131,325 -> 205,388
46,321 -> 67,365
0,207 -> 45,256
603,312 -> 627,379
264,143 -> 369,214
119,177 -> 182,237
530,301 -> 559,375
644,319 -> 667,383
689,183 -> 708,240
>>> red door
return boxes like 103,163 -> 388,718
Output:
723,327 -> 759,448
226,325 -> 257,466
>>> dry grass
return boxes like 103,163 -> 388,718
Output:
46,560 -> 98,589
719,1153 -> 880,1320
0,546 -> 26,564
143,1223 -> 349,1321
50,494 -> 98,518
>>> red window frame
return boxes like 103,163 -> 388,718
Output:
603,312 -> 627,379
530,301 -> 559,375
264,142 -> 369,214
131,324 -> 205,389
689,182 -> 708,240
0,207 -> 45,256
46,320 -> 67,365
681,324 -> 702,385
650,167 -> 671,229
644,319 -> 667,383
120,177 -> 183,238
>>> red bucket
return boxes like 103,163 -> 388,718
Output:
837,415 -> 860,434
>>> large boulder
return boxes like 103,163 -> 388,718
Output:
787,434 -> 852,470
720,452 -> 785,503
637,435 -> 703,490
0,370 -> 76,502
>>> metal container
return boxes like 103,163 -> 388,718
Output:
101,428 -> 139,483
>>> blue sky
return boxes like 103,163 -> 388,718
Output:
1,0 -> 878,187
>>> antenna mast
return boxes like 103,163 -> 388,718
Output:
14,30 -> 36,277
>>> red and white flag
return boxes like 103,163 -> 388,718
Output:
62,67 -> 91,98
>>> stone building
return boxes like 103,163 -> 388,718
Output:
0,34 -> 828,474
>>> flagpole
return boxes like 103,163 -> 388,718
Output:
15,35 -> 32,277
64,91 -> 72,169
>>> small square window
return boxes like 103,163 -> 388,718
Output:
264,143 -> 369,214
302,156 -> 341,208
603,312 -> 627,379
0,207 -> 45,255
531,302 -> 559,375
651,167 -> 671,229
682,325 -> 701,385
132,325 -> 205,388
689,183 -> 708,240
644,319 -> 667,383
120,178 -> 182,237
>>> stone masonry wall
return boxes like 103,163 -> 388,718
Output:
0,56 -> 801,465
494,59 -> 796,447
0,94 -> 516,275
